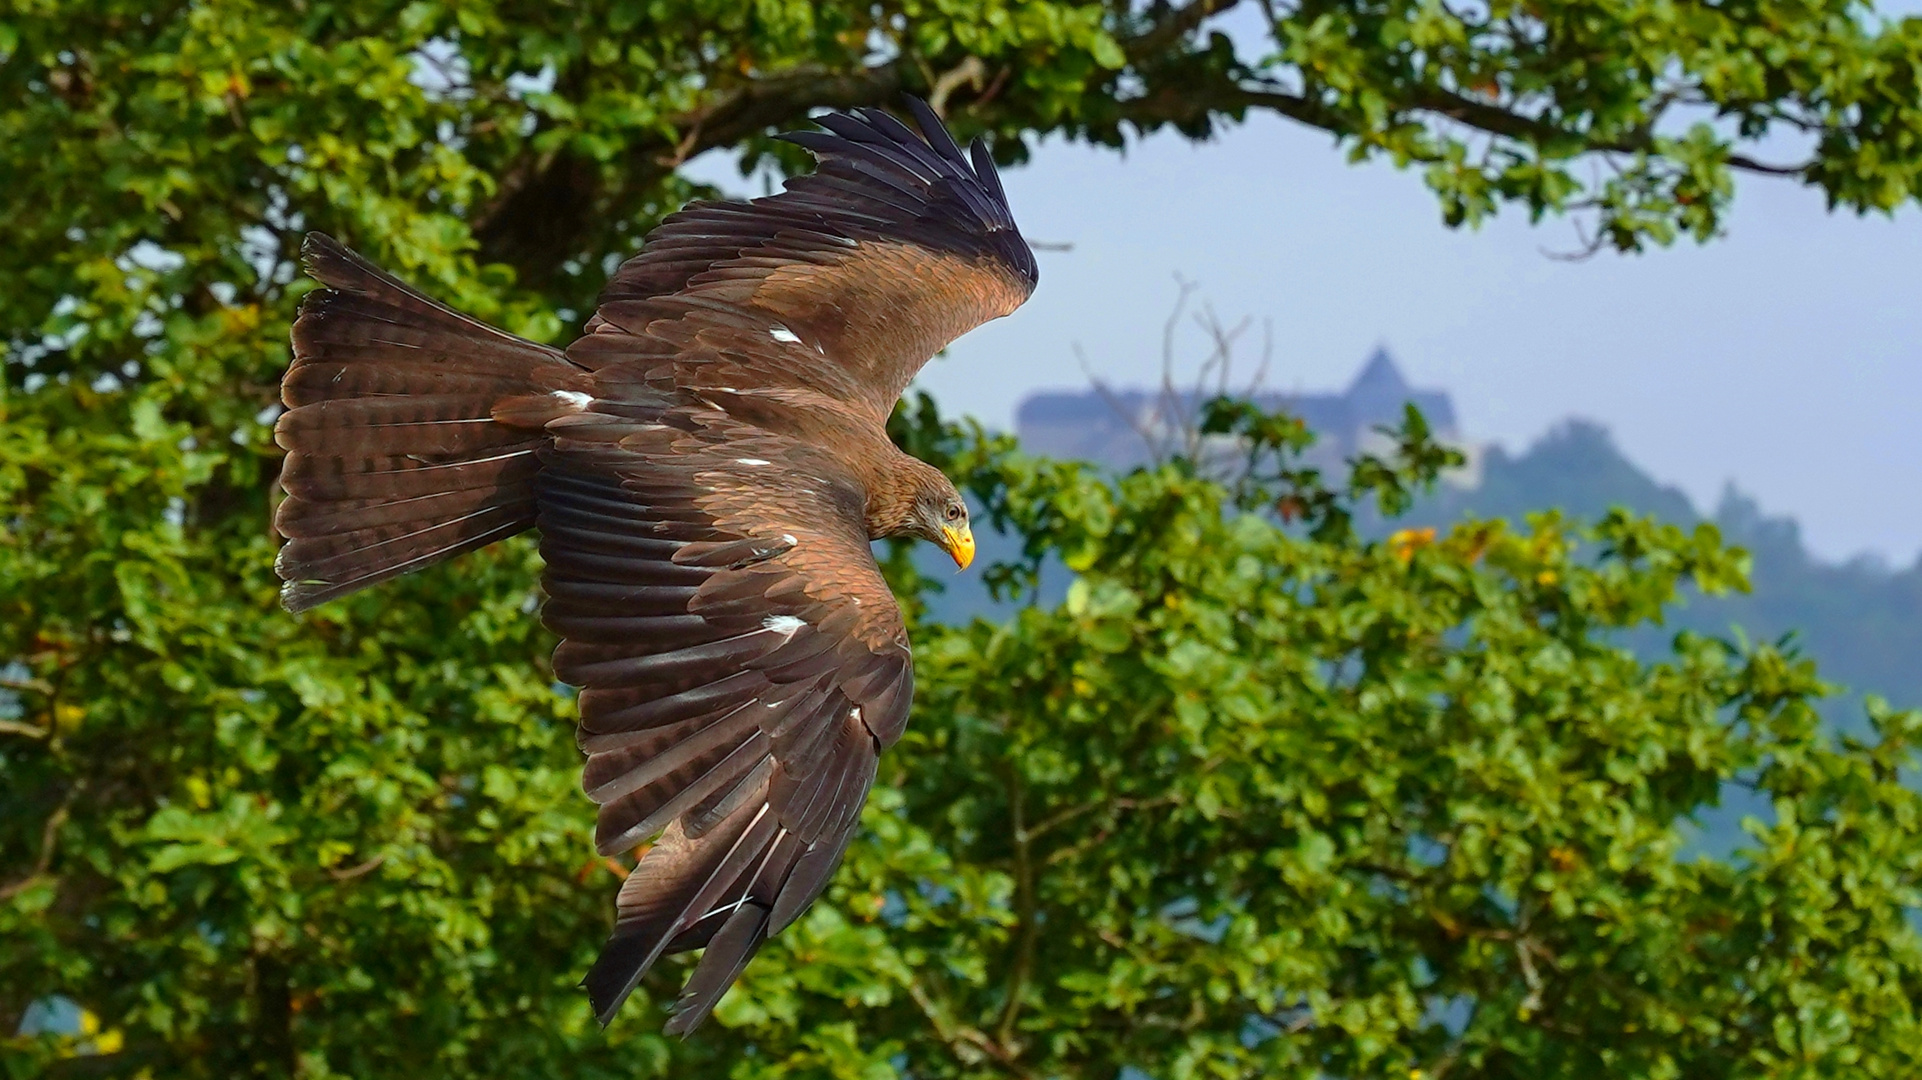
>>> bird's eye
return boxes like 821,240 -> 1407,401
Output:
945,504 -> 962,522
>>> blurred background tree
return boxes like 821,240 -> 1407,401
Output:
5,1 -> 1922,1077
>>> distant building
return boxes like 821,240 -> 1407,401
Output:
1015,347 -> 1478,483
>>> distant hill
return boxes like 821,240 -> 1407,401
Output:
1404,418 -> 1696,528
1406,420 -> 1922,713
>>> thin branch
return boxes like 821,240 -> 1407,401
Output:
1540,214 -> 1609,262
472,2 -> 1249,279
929,55 -> 987,118
1020,798 -> 1105,843
904,978 -> 1037,1080
1426,997 -> 1482,1080
473,61 -> 911,266
1119,78 -> 1811,188
1250,316 -> 1274,392
976,64 -> 1013,109
1127,0 -> 1248,63
1725,153 -> 1810,176
326,854 -> 386,882
1157,276 -> 1197,463
1043,793 -> 1181,866
0,782 -> 81,901
1515,935 -> 1544,1014
1077,344 -> 1163,460
0,719 -> 48,739
996,768 -> 1038,1048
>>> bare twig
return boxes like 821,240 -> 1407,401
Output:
1156,276 -> 1201,462
0,782 -> 81,901
905,978 -> 1037,1080
1085,278 -> 1277,474
1042,792 -> 1180,866
1,673 -> 53,694
327,854 -> 387,882
996,769 -> 1038,1049
1516,936 -> 1544,1014
1540,214 -> 1609,262
929,55 -> 987,118
1076,344 -> 1162,457
1020,798 -> 1105,843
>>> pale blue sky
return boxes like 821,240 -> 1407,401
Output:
693,110 -> 1922,565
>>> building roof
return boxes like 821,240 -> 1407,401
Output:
1015,347 -> 1460,468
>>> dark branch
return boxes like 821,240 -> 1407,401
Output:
1126,0 -> 1247,62
472,63 -> 908,289
1725,153 -> 1810,176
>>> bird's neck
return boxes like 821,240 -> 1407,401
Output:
857,442 -> 932,541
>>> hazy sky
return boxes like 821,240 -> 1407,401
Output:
692,111 -> 1922,565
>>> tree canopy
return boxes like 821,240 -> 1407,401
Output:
6,1 -> 1922,1077
10,388 -> 1922,1077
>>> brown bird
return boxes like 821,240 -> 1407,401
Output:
272,99 -> 1036,1032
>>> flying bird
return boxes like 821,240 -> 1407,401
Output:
272,99 -> 1036,1033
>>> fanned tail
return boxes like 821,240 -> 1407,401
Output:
273,232 -> 590,611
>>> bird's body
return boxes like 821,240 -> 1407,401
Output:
271,100 -> 1034,1033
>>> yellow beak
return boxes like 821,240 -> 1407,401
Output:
941,523 -> 975,570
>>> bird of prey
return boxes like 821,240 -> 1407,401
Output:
271,99 -> 1036,1033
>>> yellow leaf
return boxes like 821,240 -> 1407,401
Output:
1389,527 -> 1436,563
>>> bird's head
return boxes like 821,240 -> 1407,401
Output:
903,462 -> 974,570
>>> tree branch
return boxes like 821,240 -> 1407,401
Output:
1725,153 -> 1810,176
1119,73 -> 1814,188
996,767 -> 1038,1049
0,782 -> 80,901
326,853 -> 386,882
904,977 -> 1037,1080
1126,0 -> 1247,63
472,63 -> 908,288
929,56 -> 987,118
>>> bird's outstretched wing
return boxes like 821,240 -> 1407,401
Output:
538,405 -> 913,1032
572,98 -> 1037,426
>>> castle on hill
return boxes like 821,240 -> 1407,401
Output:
1014,347 -> 1477,483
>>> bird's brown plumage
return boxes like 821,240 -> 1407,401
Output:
272,98 -> 1035,1033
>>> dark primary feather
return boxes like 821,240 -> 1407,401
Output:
540,408 -> 908,1029
272,97 -> 1031,1035
602,100 -> 1034,304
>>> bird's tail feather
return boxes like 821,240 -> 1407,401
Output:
273,232 -> 589,612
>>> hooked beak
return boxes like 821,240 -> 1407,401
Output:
941,523 -> 975,570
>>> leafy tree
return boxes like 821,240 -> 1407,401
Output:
7,1 -> 1922,1077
